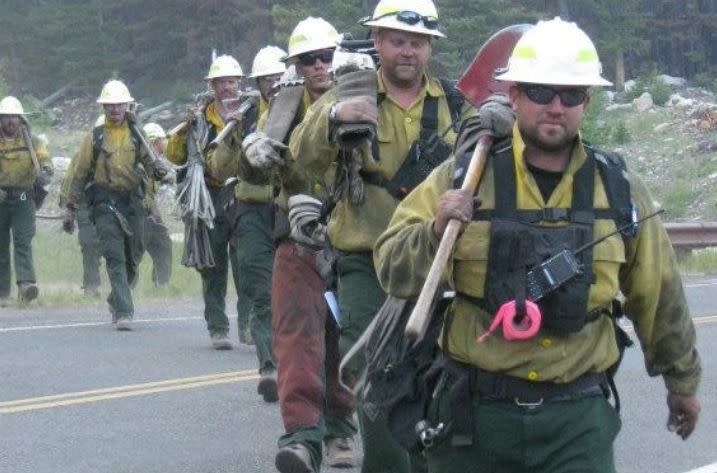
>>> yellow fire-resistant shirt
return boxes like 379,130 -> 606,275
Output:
0,134 -> 51,188
68,121 -> 154,204
373,126 -> 701,395
289,71 -> 464,252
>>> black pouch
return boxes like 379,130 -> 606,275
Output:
359,292 -> 452,453
383,136 -> 452,200
32,181 -> 47,208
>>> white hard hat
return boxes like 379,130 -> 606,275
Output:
143,122 -> 167,141
362,0 -> 445,38
285,17 -> 340,61
0,96 -> 25,115
250,46 -> 287,78
205,55 -> 244,80
496,17 -> 612,87
97,80 -> 134,104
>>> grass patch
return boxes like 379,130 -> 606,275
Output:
18,226 -> 210,308
678,247 -> 717,274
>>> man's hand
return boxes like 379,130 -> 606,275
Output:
475,94 -> 514,139
62,208 -> 76,234
242,132 -> 288,169
433,189 -> 479,238
334,98 -> 378,126
152,158 -> 172,181
185,106 -> 198,127
667,392 -> 700,440
36,165 -> 54,186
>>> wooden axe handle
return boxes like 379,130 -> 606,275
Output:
404,134 -> 493,340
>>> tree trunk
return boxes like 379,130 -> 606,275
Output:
615,48 -> 625,92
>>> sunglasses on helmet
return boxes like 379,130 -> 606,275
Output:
520,84 -> 589,108
296,49 -> 335,66
372,10 -> 439,30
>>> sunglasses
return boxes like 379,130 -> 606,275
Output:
520,84 -> 588,107
373,10 -> 439,30
297,49 -> 335,66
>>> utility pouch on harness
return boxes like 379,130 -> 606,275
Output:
352,291 -> 453,453
361,90 -> 454,200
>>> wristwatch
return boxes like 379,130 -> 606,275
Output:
329,103 -> 338,124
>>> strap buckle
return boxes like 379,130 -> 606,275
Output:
19,191 -> 27,201
514,397 -> 544,408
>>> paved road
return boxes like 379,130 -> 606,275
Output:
1,280 -> 716,473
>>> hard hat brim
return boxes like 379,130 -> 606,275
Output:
284,43 -> 338,62
363,17 -> 446,38
495,70 -> 612,87
249,67 -> 286,79
96,97 -> 134,104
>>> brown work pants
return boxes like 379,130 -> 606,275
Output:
272,240 -> 354,435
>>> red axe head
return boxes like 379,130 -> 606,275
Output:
457,24 -> 533,107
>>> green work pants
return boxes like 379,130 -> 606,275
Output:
336,251 -> 426,473
93,203 -> 144,316
0,192 -> 36,296
143,214 -> 172,286
199,213 -> 234,335
231,203 -> 275,372
425,380 -> 620,473
77,204 -> 101,290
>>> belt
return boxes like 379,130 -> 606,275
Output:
470,366 -> 608,406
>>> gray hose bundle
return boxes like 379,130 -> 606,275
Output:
176,105 -> 216,270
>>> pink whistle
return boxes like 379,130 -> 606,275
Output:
478,300 -> 542,342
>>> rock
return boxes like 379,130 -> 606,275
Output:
633,92 -> 654,112
624,79 -> 637,93
52,156 -> 72,171
657,74 -> 687,88
653,122 -> 671,133
666,93 -> 695,108
606,103 -> 632,112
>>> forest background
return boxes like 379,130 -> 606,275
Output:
1,0 -> 717,101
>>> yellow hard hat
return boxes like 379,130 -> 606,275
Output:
205,55 -> 244,80
143,122 -> 167,141
250,46 -> 288,78
97,80 -> 134,104
285,17 -> 340,61
362,0 -> 445,38
496,17 -> 612,87
0,96 -> 25,115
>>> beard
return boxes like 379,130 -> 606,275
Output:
519,123 -> 578,154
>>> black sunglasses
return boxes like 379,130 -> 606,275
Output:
520,84 -> 588,107
372,10 -> 439,30
297,49 -> 335,66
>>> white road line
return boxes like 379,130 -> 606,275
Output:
0,315 -> 202,332
685,279 -> 717,288
682,462 -> 717,473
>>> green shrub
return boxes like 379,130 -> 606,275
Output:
613,121 -> 631,144
625,73 -> 671,106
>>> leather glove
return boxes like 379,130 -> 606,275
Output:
242,132 -> 288,169
0,188 -> 6,204
433,189 -> 481,238
36,165 -> 54,187
152,158 -> 172,180
125,109 -> 138,124
62,208 -> 76,234
185,106 -> 198,127
475,93 -> 514,138
288,194 -> 326,246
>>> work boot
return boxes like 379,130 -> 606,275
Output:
18,282 -> 38,302
83,285 -> 101,298
324,437 -> 356,468
115,314 -> 133,331
239,326 -> 254,345
275,443 -> 314,473
210,331 -> 233,350
257,368 -> 278,403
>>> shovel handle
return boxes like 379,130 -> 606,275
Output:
404,134 -> 493,340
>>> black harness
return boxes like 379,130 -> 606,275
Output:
360,79 -> 464,201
